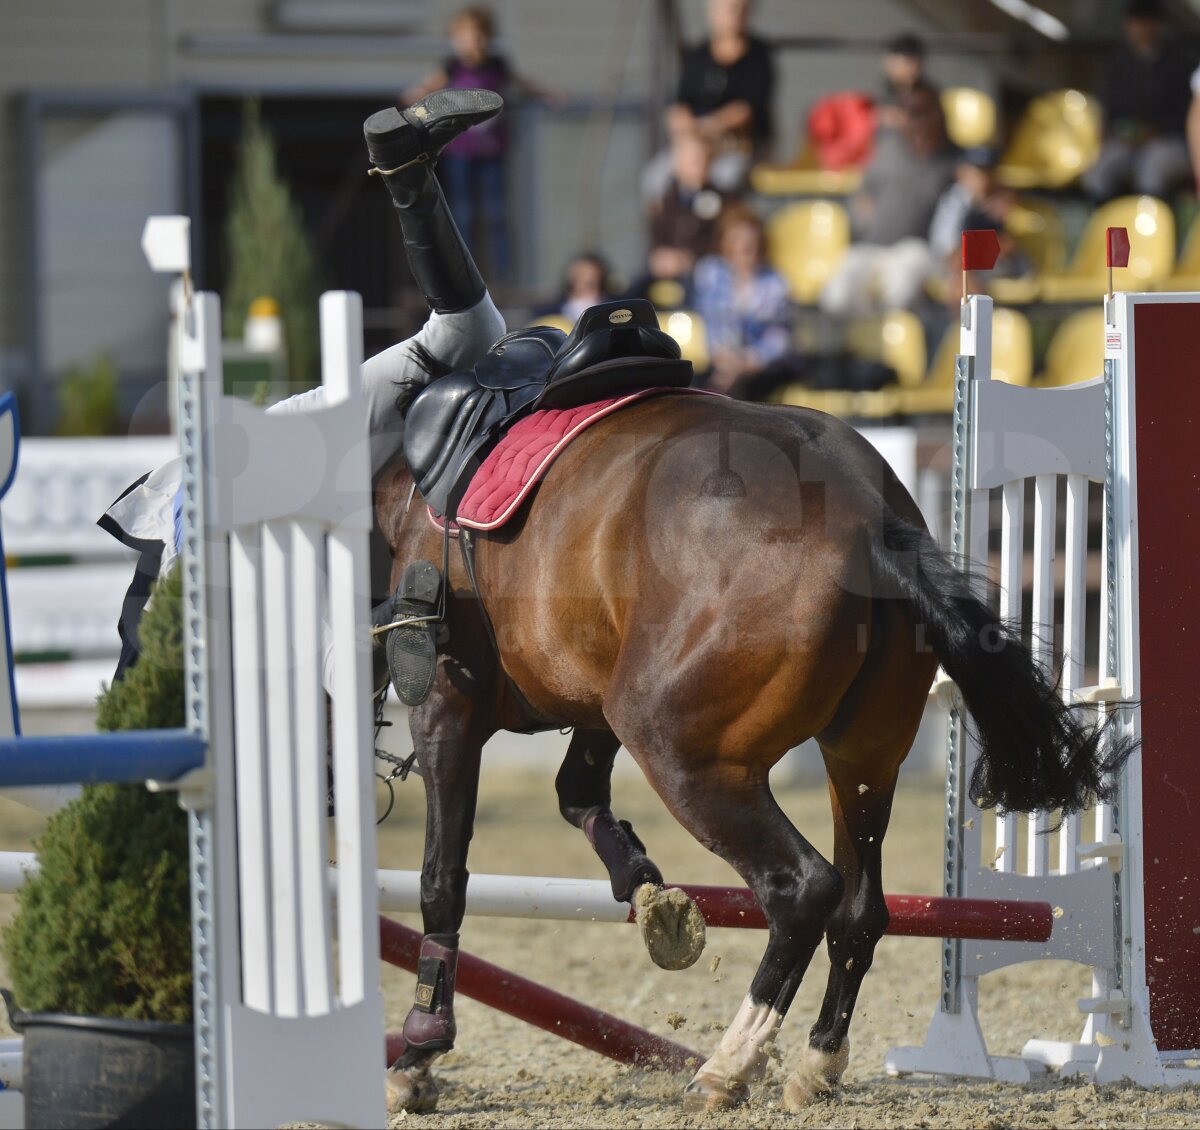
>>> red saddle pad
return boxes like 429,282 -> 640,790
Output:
433,388 -> 704,532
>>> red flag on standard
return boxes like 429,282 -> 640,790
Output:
961,229 -> 1001,272
1107,227 -> 1130,268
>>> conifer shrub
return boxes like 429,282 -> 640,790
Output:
2,568 -> 191,1022
56,355 -> 120,437
223,99 -> 321,392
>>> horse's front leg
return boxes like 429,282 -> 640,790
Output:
386,665 -> 493,1114
556,728 -> 705,970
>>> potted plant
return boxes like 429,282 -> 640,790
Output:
2,568 -> 195,1129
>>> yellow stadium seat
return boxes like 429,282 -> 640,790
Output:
657,310 -> 710,372
942,87 -> 998,149
997,89 -> 1101,190
1040,195 -> 1175,302
897,324 -> 956,416
991,307 -> 1035,386
982,199 -> 1068,304
1004,200 -> 1068,275
846,310 -> 927,387
1036,308 -> 1105,387
750,155 -> 862,198
897,307 -> 1032,415
646,278 -> 687,309
772,386 -> 865,417
528,312 -> 574,333
774,310 -> 923,420
766,199 -> 851,304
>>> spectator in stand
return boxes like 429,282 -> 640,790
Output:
877,33 -> 937,133
533,252 -> 617,325
629,133 -> 732,307
406,6 -> 564,279
820,86 -> 957,317
692,203 -> 796,398
1082,0 -> 1195,202
642,0 -> 775,204
928,147 -> 1033,304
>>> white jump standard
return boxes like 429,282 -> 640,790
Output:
0,273 -> 388,1128
888,290 -> 1200,1087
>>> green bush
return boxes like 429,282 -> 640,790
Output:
2,568 -> 192,1022
95,566 -> 186,734
56,355 -> 120,437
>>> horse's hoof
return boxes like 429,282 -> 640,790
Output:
385,1065 -> 440,1113
782,1041 -> 850,1110
682,1073 -> 750,1112
633,883 -> 705,970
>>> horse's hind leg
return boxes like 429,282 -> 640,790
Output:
630,752 -> 843,1111
785,752 -> 899,1109
556,728 -> 664,901
785,598 -> 933,1109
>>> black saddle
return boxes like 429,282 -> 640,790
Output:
404,300 -> 693,518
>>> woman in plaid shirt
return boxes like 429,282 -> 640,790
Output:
692,203 -> 793,396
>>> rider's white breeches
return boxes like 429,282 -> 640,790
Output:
267,293 -> 506,476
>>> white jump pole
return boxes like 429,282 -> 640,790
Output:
375,870 -> 631,923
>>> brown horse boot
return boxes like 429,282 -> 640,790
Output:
387,932 -> 460,1113
400,932 -> 459,1054
364,89 -> 502,313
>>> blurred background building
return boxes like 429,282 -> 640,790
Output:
4,0 -> 1200,750
3,0 -> 1195,434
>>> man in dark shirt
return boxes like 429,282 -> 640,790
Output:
642,0 -> 776,202
1082,0 -> 1195,200
672,4 -> 774,153
877,33 -> 937,133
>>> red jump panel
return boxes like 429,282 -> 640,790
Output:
1131,302 -> 1200,1053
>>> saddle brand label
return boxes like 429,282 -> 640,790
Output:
608,308 -> 633,324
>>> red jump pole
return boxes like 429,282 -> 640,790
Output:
669,885 -> 1053,943
380,916 -> 701,1072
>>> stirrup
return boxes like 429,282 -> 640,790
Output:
383,560 -> 442,707
367,152 -> 431,177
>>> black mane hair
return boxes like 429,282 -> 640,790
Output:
394,342 -> 456,416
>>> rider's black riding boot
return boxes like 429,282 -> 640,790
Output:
364,89 -> 502,314
376,560 -> 443,708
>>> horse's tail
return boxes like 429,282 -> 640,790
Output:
867,514 -> 1133,815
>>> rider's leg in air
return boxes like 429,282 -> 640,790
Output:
269,89 -> 506,479
104,90 -> 507,684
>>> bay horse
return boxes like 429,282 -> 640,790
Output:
374,391 -> 1127,1113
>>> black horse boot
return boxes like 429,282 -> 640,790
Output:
364,89 -> 502,313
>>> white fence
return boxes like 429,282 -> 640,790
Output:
1,436 -> 175,708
